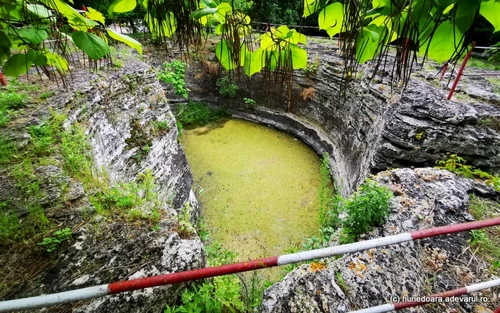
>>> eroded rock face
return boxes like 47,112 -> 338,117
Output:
186,41 -> 500,195
261,168 -> 499,313
4,62 -> 205,313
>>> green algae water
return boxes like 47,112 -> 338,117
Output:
181,119 -> 321,280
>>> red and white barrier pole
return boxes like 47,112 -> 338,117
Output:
0,72 -> 7,86
447,42 -> 476,100
349,278 -> 500,313
0,218 -> 499,312
439,63 -> 448,81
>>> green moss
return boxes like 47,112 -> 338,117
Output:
468,57 -> 500,71
486,77 -> 500,94
182,119 -> 322,280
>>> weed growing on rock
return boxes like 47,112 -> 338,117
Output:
158,60 -> 190,98
436,154 -> 500,191
304,55 -> 320,76
216,75 -> 239,97
243,97 -> 256,106
177,202 -> 195,238
152,120 -> 170,133
38,228 -> 72,253
174,101 -> 231,130
164,241 -> 269,313
338,179 -> 392,244
468,196 -> 500,271
289,154 -> 392,254
0,202 -> 20,243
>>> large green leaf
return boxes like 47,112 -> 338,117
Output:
0,31 -> 11,61
17,27 -> 48,45
46,52 -> 69,72
480,0 -> 500,33
108,0 -> 137,16
201,0 -> 217,8
107,29 -> 142,55
46,0 -> 89,30
214,2 -> 231,22
145,12 -> 177,38
240,46 -> 264,76
71,31 -> 110,60
291,45 -> 307,69
3,53 -> 33,77
27,49 -> 47,66
355,25 -> 386,64
190,7 -> 218,20
425,21 -> 463,62
86,7 -> 105,24
26,4 -> 52,18
318,2 -> 343,38
215,39 -> 238,70
304,0 -> 325,17
455,0 -> 480,33
0,2 -> 22,21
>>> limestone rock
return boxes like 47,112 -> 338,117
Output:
260,168 -> 499,313
4,62 -> 204,313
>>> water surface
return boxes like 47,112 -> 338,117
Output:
181,119 -> 321,279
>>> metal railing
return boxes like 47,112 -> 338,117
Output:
0,218 -> 499,312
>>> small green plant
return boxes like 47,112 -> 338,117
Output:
176,120 -> 183,135
339,179 -> 392,244
178,202 -> 195,237
415,130 -> 425,140
196,216 -> 210,242
468,196 -> 500,270
0,91 -> 27,109
216,75 -> 239,97
38,227 -> 72,252
174,101 -> 231,130
153,120 -> 170,132
304,55 -> 320,75
436,154 -> 500,191
0,107 -> 11,128
39,91 -> 55,100
243,97 -> 256,105
0,202 -> 20,243
158,60 -> 190,98
164,242 -> 246,313
29,123 -> 57,156
469,229 -> 488,246
335,272 -> 349,293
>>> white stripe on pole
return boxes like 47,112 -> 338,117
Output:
466,279 -> 500,293
278,233 -> 413,265
0,285 -> 109,313
350,304 -> 395,313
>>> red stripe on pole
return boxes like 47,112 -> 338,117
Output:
393,288 -> 468,310
108,256 -> 278,294
411,217 -> 500,240
447,42 -> 475,100
402,38 -> 410,65
0,72 -> 7,86
495,306 -> 500,313
439,63 -> 448,81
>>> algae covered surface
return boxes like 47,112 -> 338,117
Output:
181,119 -> 321,278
